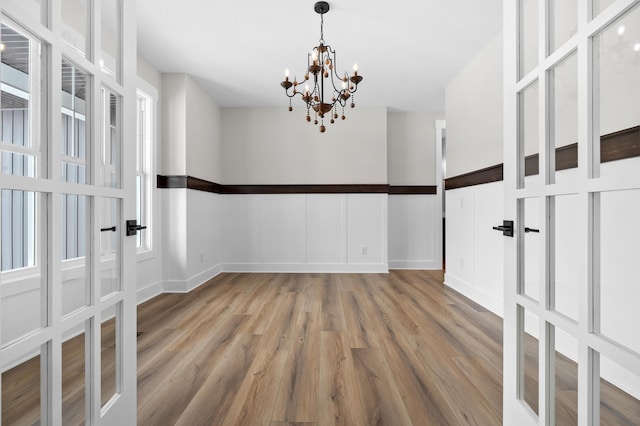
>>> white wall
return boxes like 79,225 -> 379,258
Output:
445,32 -> 503,178
137,56 -> 162,92
388,195 -> 440,269
222,193 -> 388,273
444,181 -> 504,315
186,190 -> 223,288
387,111 -> 443,185
160,74 -> 187,176
221,107 -> 388,185
185,77 -> 222,183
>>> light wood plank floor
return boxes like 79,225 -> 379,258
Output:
3,271 -> 640,425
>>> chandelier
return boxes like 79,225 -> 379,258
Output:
280,1 -> 363,133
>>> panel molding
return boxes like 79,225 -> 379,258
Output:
445,125 -> 640,190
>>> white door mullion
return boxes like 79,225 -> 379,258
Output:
536,0 -> 551,423
503,0 -> 525,424
89,0 -> 105,420
576,0 -> 594,424
49,0 -> 64,420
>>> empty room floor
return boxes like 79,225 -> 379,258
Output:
3,271 -> 639,425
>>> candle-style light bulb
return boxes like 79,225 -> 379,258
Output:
304,84 -> 310,93
353,63 -> 359,75
285,68 -> 290,81
342,81 -> 347,90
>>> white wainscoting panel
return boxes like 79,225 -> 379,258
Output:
186,190 -> 223,291
261,195 -> 307,264
346,194 -> 387,265
388,194 -> 441,269
222,193 -> 388,272
306,194 -> 347,264
222,194 -> 263,265
444,181 -> 503,316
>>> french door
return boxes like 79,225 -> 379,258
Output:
504,0 -> 640,424
0,0 -> 137,424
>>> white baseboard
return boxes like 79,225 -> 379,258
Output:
187,264 -> 223,292
136,281 -> 163,304
389,260 -> 442,270
444,272 -> 503,317
222,263 -> 389,274
163,264 -> 223,293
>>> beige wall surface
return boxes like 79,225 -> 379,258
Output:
160,73 -> 187,176
445,32 -> 503,178
160,74 -> 222,182
185,76 -> 222,183
387,111 -> 443,186
221,107 -> 388,185
137,55 -> 162,89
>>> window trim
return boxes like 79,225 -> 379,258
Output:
135,79 -> 157,260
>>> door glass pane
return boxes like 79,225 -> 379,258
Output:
519,0 -> 539,79
554,327 -> 578,425
63,324 -> 87,425
62,193 -> 90,316
1,190 -> 46,347
62,59 -> 89,185
551,52 -> 578,180
549,0 -> 577,53
101,88 -> 120,188
2,348 -> 41,425
100,197 -> 120,297
61,0 -> 88,56
519,305 -> 539,415
522,197 -> 541,301
554,194 -> 579,322
1,22 -> 44,179
595,4 -> 640,179
593,0 -> 616,18
101,0 -> 120,80
7,1 -> 46,27
599,353 -> 640,424
599,189 -> 640,355
101,305 -> 119,407
520,81 -> 540,187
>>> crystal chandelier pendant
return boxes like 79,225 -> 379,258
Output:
280,1 -> 363,133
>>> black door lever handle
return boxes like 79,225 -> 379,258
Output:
126,220 -> 147,236
492,220 -> 514,237
524,227 -> 540,233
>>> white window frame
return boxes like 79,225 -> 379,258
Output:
135,80 -> 156,260
1,18 -> 43,280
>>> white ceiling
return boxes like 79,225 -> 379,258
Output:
136,0 -> 502,112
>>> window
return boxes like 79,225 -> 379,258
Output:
135,89 -> 153,251
1,22 -> 42,271
61,59 -> 89,261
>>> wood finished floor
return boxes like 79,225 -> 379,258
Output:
134,271 -> 505,425
3,271 -> 640,425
